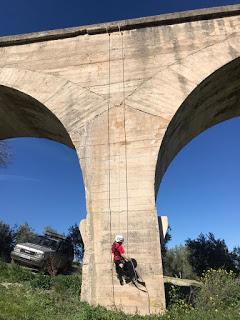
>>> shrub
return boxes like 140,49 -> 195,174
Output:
165,283 -> 198,308
0,221 -> 15,262
195,269 -> 240,310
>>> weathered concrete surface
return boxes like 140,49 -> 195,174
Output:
0,4 -> 239,314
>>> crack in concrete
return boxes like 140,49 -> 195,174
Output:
43,81 -> 69,104
0,66 -> 107,102
121,32 -> 239,104
124,103 -> 169,119
69,101 -> 170,132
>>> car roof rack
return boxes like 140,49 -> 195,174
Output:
44,230 -> 66,240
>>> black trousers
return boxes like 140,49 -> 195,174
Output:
115,259 -> 137,280
115,260 -> 125,278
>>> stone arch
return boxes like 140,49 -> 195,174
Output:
0,82 -> 86,281
3,24 -> 238,315
155,57 -> 240,196
77,38 -> 240,314
0,84 -> 73,147
125,32 -> 240,118
0,67 -> 108,134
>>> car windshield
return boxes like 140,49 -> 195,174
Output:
31,236 -> 59,250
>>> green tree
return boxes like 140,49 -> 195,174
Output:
0,221 -> 15,262
164,245 -> 196,279
67,223 -> 84,262
186,233 -> 237,277
161,226 -> 172,259
43,226 -> 59,235
15,223 -> 35,244
230,246 -> 240,273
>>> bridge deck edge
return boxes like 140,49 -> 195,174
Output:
0,4 -> 240,47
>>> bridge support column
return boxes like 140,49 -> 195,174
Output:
73,105 -> 169,315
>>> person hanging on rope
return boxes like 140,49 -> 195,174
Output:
112,234 -> 128,285
112,234 -> 147,289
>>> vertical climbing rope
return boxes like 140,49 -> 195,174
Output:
119,26 -> 129,254
107,26 -> 151,314
119,27 -> 151,314
106,27 -> 116,309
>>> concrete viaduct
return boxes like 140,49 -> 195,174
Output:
0,4 -> 240,315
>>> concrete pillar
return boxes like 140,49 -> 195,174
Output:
76,104 -> 169,315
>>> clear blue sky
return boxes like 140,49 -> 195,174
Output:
0,0 -> 239,250
0,139 -> 85,235
0,0 -> 239,36
157,118 -> 240,250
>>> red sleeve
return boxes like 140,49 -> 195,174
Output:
117,244 -> 125,254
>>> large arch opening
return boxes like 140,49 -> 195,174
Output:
0,85 -> 74,147
157,117 -> 240,248
0,85 -> 86,262
155,57 -> 240,195
155,57 -> 240,250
